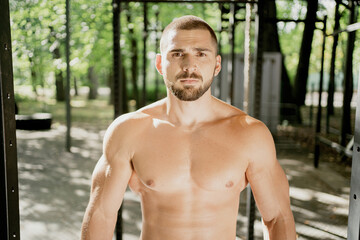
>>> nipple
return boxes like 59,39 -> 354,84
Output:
146,179 -> 155,187
225,181 -> 234,188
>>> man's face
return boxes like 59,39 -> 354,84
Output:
156,29 -> 221,101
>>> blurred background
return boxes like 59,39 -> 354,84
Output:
3,0 -> 360,239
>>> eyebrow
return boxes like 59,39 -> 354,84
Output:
169,47 -> 213,53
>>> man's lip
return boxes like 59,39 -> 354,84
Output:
178,78 -> 200,83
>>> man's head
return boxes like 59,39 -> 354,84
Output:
156,15 -> 221,101
160,15 -> 218,54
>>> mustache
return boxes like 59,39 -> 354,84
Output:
176,72 -> 203,81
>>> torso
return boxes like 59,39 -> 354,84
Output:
126,98 -> 253,240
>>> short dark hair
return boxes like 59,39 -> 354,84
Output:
160,15 -> 218,53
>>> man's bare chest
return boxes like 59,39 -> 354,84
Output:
129,124 -> 249,193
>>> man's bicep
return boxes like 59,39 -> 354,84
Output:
245,124 -> 291,222
247,157 -> 290,220
82,154 -> 132,239
90,154 -> 132,218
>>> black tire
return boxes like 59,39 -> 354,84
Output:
16,113 -> 52,130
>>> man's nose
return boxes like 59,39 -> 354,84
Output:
181,55 -> 197,72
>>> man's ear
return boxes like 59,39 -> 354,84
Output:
155,54 -> 163,75
214,55 -> 222,77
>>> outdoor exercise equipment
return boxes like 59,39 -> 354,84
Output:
4,0 -> 360,240
314,1 -> 359,166
348,68 -> 360,240
0,0 -> 21,239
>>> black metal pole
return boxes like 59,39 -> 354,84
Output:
113,0 -> 123,239
309,83 -> 314,127
247,2 -> 263,240
217,3 -> 224,99
326,1 -> 340,133
142,2 -> 148,107
65,0 -> 71,152
341,2 -> 357,147
0,0 -> 21,239
113,0 -> 123,118
314,17 -> 327,168
154,6 -> 160,100
229,3 -> 236,104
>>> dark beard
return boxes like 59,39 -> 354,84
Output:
169,80 -> 212,101
167,70 -> 216,101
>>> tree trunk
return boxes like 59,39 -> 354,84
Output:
88,66 -> 98,100
122,59 -> 129,113
49,26 -> 65,102
327,2 -> 340,117
261,0 -> 295,120
55,70 -> 65,101
293,0 -> 318,109
29,57 -> 38,97
108,71 -> 114,105
53,47 -> 65,102
126,3 -> 140,109
109,57 -> 128,112
73,76 -> 78,96
341,3 -> 358,146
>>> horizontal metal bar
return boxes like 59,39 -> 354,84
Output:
328,22 -> 360,36
119,0 -> 257,3
338,0 -> 351,10
317,135 -> 353,157
263,18 -> 324,24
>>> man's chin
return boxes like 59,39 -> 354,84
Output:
171,89 -> 204,101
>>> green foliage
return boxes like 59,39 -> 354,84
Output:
10,0 -> 360,100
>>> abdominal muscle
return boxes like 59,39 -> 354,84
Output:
129,172 -> 242,240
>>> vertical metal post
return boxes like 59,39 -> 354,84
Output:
347,68 -> 360,240
314,17 -> 327,168
217,3 -> 223,99
113,0 -> 123,118
65,0 -> 71,152
0,0 -> 21,239
154,5 -> 160,100
228,3 -> 235,104
247,2 -> 264,240
309,83 -> 314,127
253,2 -> 263,119
142,2 -> 148,107
341,2 -> 357,147
113,0 -> 123,239
326,1 -> 340,133
243,3 -> 252,113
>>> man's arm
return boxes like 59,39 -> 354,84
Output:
245,119 -> 296,240
81,117 -> 134,240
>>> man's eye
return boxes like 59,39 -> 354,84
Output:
198,52 -> 206,57
172,52 -> 183,57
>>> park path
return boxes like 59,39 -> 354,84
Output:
16,125 -> 349,240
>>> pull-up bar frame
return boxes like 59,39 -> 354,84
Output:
0,0 -> 21,239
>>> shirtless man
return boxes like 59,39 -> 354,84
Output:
81,15 -> 296,240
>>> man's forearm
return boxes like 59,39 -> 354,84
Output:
81,209 -> 117,240
263,214 -> 296,240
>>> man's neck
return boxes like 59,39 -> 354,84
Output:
165,90 -> 215,128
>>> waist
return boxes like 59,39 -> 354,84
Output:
140,221 -> 237,240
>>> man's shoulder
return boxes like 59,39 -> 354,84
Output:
110,111 -> 150,131
218,106 -> 271,143
105,99 -> 166,137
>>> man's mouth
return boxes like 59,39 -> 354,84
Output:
179,78 -> 200,84
176,72 -> 203,83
